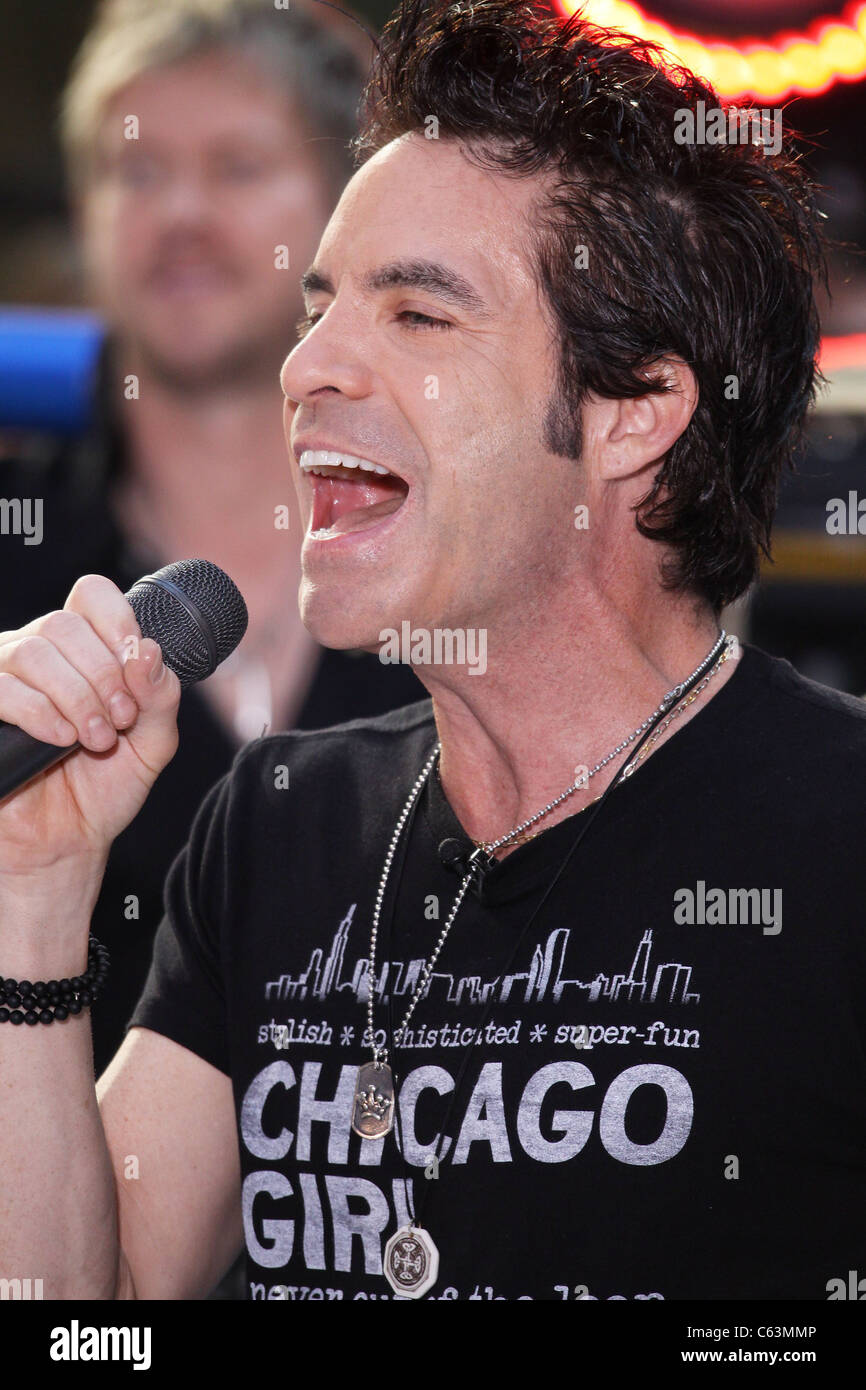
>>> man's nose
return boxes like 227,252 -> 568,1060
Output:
280,305 -> 372,404
153,169 -> 214,224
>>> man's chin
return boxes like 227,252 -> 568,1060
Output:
126,325 -> 280,391
298,570 -> 430,659
298,599 -> 382,657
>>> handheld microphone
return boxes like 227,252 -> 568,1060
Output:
0,559 -> 248,801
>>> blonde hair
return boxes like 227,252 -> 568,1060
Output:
60,0 -> 372,196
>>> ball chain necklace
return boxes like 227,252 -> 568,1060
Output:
351,630 -> 728,1297
489,635 -> 737,854
620,634 -> 736,778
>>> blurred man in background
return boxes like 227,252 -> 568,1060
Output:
0,0 -> 422,1080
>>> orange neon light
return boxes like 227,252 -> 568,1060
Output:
554,1 -> 866,99
818,333 -> 866,372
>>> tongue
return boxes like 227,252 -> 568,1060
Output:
328,475 -> 399,520
312,474 -> 407,535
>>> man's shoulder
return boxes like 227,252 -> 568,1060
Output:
228,696 -> 436,788
733,647 -> 866,835
746,644 -> 866,753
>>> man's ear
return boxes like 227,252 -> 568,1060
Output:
597,356 -> 698,483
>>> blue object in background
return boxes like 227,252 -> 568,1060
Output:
0,307 -> 105,434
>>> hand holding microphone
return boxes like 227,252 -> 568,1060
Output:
0,559 -> 247,891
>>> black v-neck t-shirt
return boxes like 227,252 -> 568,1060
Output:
130,644 -> 866,1300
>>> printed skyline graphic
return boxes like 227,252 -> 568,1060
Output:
265,905 -> 700,1007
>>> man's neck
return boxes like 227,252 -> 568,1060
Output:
114,360 -> 293,543
426,598 -> 735,853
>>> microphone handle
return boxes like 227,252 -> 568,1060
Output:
0,723 -> 80,801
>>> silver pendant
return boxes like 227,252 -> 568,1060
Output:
383,1225 -> 439,1298
352,1061 -> 395,1139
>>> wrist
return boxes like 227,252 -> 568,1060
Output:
0,929 -> 92,980
0,935 -> 109,1024
0,864 -> 105,977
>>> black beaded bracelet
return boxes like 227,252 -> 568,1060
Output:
0,936 -> 109,1026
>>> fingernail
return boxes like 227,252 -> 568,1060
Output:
149,655 -> 165,685
110,690 -> 137,723
87,715 -> 115,748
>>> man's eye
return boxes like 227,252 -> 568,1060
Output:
294,308 -> 452,340
295,311 -> 323,339
214,155 -> 267,181
112,155 -> 165,188
398,311 -> 451,330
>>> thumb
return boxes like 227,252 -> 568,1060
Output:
119,638 -> 182,773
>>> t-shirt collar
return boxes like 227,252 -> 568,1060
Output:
420,643 -> 756,906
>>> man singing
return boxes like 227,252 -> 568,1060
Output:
0,0 -> 862,1301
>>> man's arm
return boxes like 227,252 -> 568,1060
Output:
0,941 -> 240,1300
0,909 -> 241,1302
0,574 -> 238,1298
98,1027 -> 242,1300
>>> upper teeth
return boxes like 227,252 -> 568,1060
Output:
299,449 -> 392,476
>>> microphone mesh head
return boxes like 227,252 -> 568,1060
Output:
125,558 -> 249,688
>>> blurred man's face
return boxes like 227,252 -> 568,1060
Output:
79,49 -> 334,388
282,133 -> 583,654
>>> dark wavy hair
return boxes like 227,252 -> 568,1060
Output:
351,0 -> 830,612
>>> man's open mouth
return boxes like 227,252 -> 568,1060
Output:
299,449 -> 410,537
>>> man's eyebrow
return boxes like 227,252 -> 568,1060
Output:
300,267 -> 333,298
300,259 -> 493,317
